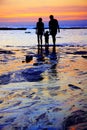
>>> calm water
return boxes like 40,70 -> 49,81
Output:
0,29 -> 87,130
0,29 -> 87,47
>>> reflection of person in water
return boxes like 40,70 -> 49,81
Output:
36,18 -> 44,54
49,15 -> 60,52
44,31 -> 49,53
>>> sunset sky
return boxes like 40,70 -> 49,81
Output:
0,0 -> 87,23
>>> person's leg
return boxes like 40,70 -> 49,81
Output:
52,35 -> 56,53
37,35 -> 40,54
37,35 -> 39,44
40,35 -> 42,54
52,35 -> 56,45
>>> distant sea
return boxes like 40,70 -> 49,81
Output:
0,20 -> 87,47
0,20 -> 87,29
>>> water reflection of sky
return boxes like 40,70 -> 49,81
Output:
0,29 -> 87,47
0,31 -> 87,129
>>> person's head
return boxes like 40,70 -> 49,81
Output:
38,18 -> 42,22
49,15 -> 54,20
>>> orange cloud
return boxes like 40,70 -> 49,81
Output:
0,3 -> 87,22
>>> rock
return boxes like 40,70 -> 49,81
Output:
63,110 -> 87,130
25,31 -> 31,33
0,73 -> 11,85
36,113 -> 47,122
0,100 -> 3,104
68,84 -> 82,90
53,107 -> 62,112
0,49 -> 14,54
25,55 -> 33,63
22,68 -> 43,82
74,51 -> 87,55
82,55 -> 87,59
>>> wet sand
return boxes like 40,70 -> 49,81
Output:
0,46 -> 87,130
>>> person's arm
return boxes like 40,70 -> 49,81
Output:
43,23 -> 44,34
36,22 -> 38,34
49,21 -> 51,35
57,20 -> 60,33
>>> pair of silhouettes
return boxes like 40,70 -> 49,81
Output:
36,15 -> 60,54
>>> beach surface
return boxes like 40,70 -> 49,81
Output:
0,45 -> 87,130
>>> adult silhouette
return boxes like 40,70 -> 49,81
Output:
49,15 -> 60,52
36,18 -> 44,54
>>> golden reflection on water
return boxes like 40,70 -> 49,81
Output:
0,48 -> 35,75
0,46 -> 87,129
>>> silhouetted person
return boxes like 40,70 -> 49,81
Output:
44,31 -> 49,53
36,18 -> 44,54
49,15 -> 60,53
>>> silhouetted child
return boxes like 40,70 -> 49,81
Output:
44,31 -> 49,53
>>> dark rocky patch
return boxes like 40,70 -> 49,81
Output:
65,52 -> 73,54
53,107 -> 62,112
0,49 -> 14,54
25,55 -> 33,63
12,101 -> 21,107
79,72 -> 87,75
68,84 -> 82,90
26,92 -> 35,98
0,100 -> 3,104
25,31 -> 31,33
82,55 -> 87,59
22,68 -> 44,82
36,113 -> 47,122
0,73 -> 11,85
0,116 -> 3,119
74,51 -> 87,55
63,110 -> 87,130
5,117 -> 16,123
33,96 -> 40,100
0,124 -> 8,130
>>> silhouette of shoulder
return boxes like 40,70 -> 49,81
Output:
36,21 -> 44,34
37,22 -> 44,28
49,19 -> 58,29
